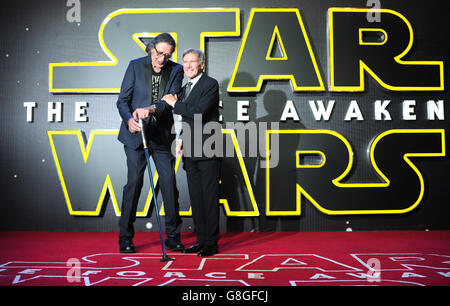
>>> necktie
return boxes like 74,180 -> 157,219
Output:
184,82 -> 192,101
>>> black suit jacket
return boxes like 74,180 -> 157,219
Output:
173,73 -> 221,160
117,56 -> 183,150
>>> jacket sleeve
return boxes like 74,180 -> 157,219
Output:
173,79 -> 219,120
116,61 -> 135,123
153,65 -> 184,118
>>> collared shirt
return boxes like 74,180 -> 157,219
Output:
174,72 -> 203,107
187,72 -> 203,92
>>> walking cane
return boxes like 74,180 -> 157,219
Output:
139,118 -> 174,262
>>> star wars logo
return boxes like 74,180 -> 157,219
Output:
40,7 -> 445,217
1,253 -> 449,286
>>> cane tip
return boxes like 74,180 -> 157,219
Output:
161,256 -> 175,262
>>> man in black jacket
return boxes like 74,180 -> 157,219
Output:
116,33 -> 184,253
160,48 -> 221,257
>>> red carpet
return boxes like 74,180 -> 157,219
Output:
0,230 -> 449,286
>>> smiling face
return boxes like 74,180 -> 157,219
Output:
183,51 -> 205,81
150,42 -> 174,71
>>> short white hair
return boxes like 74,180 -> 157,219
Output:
182,48 -> 205,65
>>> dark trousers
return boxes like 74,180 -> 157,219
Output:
119,143 -> 182,239
184,158 -> 220,246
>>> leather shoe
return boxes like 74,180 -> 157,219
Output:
165,237 -> 184,252
197,245 -> 218,257
119,239 -> 135,253
183,243 -> 204,254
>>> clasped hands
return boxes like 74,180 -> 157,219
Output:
161,94 -> 177,107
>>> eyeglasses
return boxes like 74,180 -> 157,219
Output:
153,48 -> 172,60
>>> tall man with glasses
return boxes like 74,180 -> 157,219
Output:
116,33 -> 184,253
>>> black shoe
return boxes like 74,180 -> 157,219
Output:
197,245 -> 218,257
165,237 -> 184,252
183,243 -> 204,254
119,238 -> 135,254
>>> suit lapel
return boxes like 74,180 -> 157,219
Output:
158,63 -> 171,100
143,57 -> 153,105
185,73 -> 206,104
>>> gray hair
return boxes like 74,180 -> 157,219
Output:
145,33 -> 176,54
182,48 -> 205,65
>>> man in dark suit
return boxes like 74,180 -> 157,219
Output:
161,48 -> 221,257
116,33 -> 184,253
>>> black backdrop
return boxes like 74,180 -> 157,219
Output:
0,0 -> 448,232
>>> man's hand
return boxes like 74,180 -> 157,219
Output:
127,117 -> 141,133
133,106 -> 156,120
162,94 -> 178,107
176,139 -> 183,157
